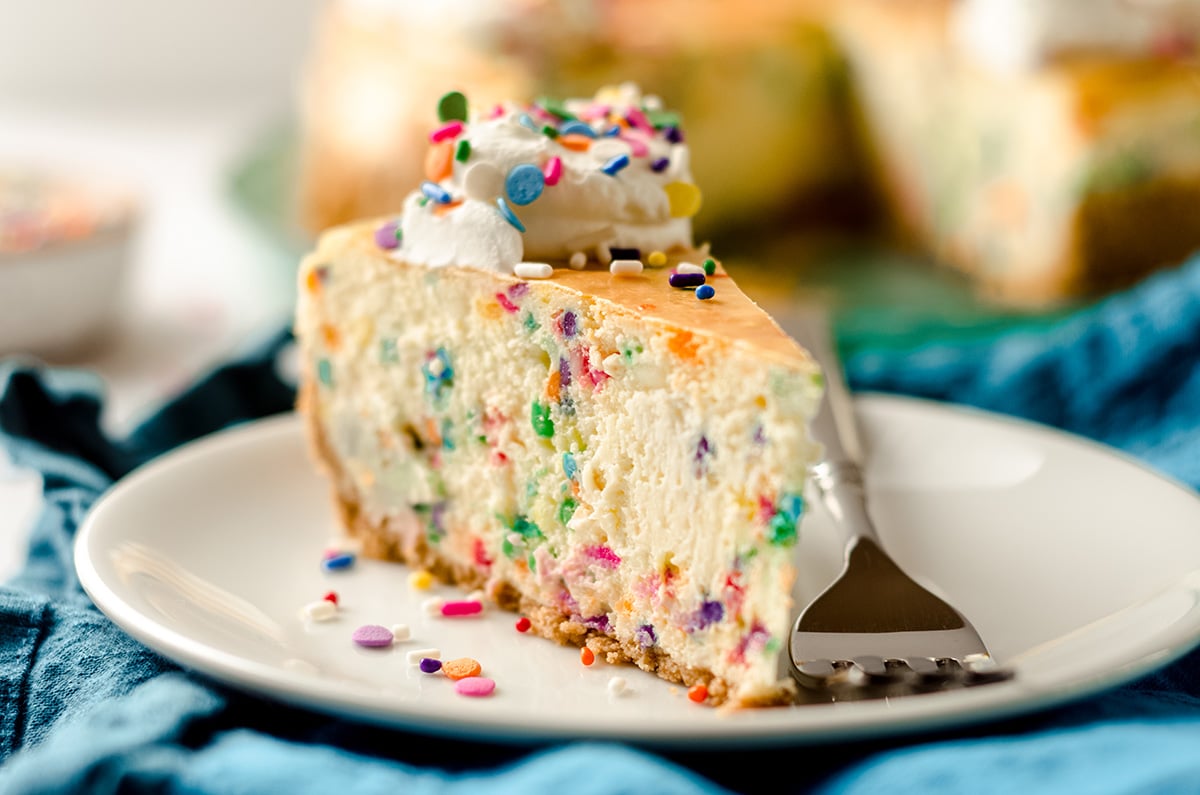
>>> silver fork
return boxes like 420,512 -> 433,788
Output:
789,314 -> 1008,693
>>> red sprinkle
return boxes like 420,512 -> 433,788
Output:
688,684 -> 708,703
322,591 -> 339,606
580,647 -> 595,666
515,616 -> 532,633
441,600 -> 484,617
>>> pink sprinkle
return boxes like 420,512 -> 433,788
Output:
625,107 -> 652,132
352,624 -> 394,648
488,104 -> 506,119
455,676 -> 497,697
580,103 -> 610,121
543,156 -> 563,187
441,600 -> 484,617
620,135 -> 649,158
585,545 -> 621,568
430,121 -> 465,143
495,292 -> 519,313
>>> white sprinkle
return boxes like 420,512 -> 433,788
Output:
390,623 -> 412,642
514,262 -> 553,279
327,535 -> 362,554
607,676 -> 628,696
675,262 -> 705,275
422,597 -> 447,616
462,161 -> 504,201
301,600 -> 337,622
601,352 -> 624,376
569,251 -> 587,270
406,647 -> 441,664
610,259 -> 643,276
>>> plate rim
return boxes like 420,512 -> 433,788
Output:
73,395 -> 1200,747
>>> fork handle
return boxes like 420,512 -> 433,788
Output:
799,312 -> 881,545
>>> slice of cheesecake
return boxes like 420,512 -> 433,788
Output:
295,86 -> 824,706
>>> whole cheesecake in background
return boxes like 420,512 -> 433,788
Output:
295,0 -> 858,242
295,86 -> 825,706
834,0 -> 1200,304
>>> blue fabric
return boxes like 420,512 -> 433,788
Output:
2,253 -> 1200,794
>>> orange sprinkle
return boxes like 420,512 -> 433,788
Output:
580,647 -> 595,666
424,141 -> 454,182
558,134 -> 593,152
305,268 -> 321,294
320,323 -> 340,350
546,370 -> 562,401
441,657 -> 483,681
668,330 -> 699,361
687,684 -> 708,703
433,199 -> 463,217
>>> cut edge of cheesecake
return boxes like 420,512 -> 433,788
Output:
297,220 -> 824,708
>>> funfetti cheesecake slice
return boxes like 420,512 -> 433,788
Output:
295,85 -> 824,707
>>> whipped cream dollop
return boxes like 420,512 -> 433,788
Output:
389,83 -> 699,274
952,0 -> 1200,75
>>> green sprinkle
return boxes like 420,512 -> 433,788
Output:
645,109 -> 681,129
541,124 -> 560,139
537,96 -> 576,121
558,497 -> 577,526
767,513 -> 797,546
531,401 -> 555,438
527,552 -> 537,573
418,195 -> 430,207
523,312 -> 539,332
512,515 -> 544,540
764,637 -> 781,655
316,359 -> 333,387
380,338 -> 399,364
455,139 -> 471,162
441,418 -> 455,451
502,537 -> 517,559
702,257 -> 716,276
437,90 -> 468,122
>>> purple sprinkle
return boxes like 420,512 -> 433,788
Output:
561,310 -> 577,338
609,247 -> 640,261
650,157 -> 669,173
507,282 -> 530,300
753,424 -> 767,445
635,624 -> 658,647
558,356 -> 572,388
669,272 -> 706,288
687,600 -> 725,632
694,435 -> 713,478
580,614 -> 611,633
352,624 -> 394,648
664,126 -> 684,144
430,502 -> 447,535
419,657 -> 443,673
374,220 -> 401,250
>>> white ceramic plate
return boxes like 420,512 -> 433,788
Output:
74,395 -> 1200,747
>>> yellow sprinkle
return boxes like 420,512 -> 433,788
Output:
647,250 -> 667,267
663,182 -> 702,218
409,570 -> 434,590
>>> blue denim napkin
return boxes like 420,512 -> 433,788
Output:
3,254 -> 1200,794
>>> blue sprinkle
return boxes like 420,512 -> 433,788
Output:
421,181 -> 452,204
322,552 -> 355,571
562,452 -> 577,480
650,157 -> 670,173
600,154 -> 630,176
518,113 -> 539,131
696,284 -> 715,300
316,358 -> 334,387
558,120 -> 597,138
505,163 -> 545,206
603,124 -> 622,137
495,197 -> 526,232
